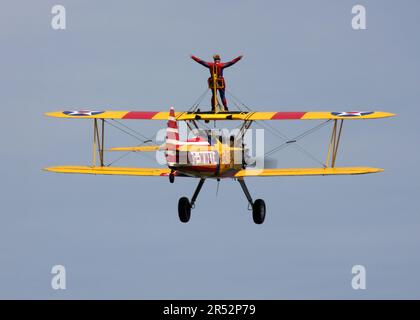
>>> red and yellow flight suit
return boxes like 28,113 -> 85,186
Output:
191,55 -> 243,112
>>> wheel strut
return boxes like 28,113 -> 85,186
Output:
238,178 -> 253,206
191,178 -> 206,207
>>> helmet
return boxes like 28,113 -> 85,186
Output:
213,54 -> 221,61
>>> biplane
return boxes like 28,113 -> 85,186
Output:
44,59 -> 395,224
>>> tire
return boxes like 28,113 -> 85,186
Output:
252,199 -> 266,224
178,197 -> 191,223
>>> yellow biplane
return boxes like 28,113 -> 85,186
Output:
44,60 -> 395,224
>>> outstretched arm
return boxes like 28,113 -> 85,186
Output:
190,55 -> 210,68
222,55 -> 243,68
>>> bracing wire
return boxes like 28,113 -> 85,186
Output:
103,119 -> 156,165
110,119 -> 153,143
264,120 -> 331,158
188,88 -> 210,112
226,89 -> 330,166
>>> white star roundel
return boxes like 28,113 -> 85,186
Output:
63,110 -> 105,116
331,111 -> 373,117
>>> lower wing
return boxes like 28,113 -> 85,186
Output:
44,166 -> 172,176
107,145 -> 163,152
230,167 -> 383,177
44,166 -> 383,178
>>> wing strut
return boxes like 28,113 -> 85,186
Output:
92,119 -> 105,167
325,119 -> 343,168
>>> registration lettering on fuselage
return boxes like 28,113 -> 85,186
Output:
189,151 -> 217,165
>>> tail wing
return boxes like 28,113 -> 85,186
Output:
165,107 -> 179,166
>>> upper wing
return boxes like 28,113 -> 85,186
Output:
45,110 -> 173,120
44,165 -> 172,176
45,110 -> 395,120
245,111 -> 395,120
229,167 -> 383,177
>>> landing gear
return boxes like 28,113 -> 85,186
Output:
238,178 -> 266,224
177,178 -> 205,223
177,178 -> 265,224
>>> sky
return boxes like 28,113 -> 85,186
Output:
0,0 -> 419,299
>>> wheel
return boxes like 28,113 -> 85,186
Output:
252,199 -> 266,224
169,173 -> 175,184
178,197 -> 191,223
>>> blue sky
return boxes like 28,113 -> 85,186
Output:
0,0 -> 419,299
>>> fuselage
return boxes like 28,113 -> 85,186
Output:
167,136 -> 244,178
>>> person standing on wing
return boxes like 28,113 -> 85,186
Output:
191,54 -> 243,112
